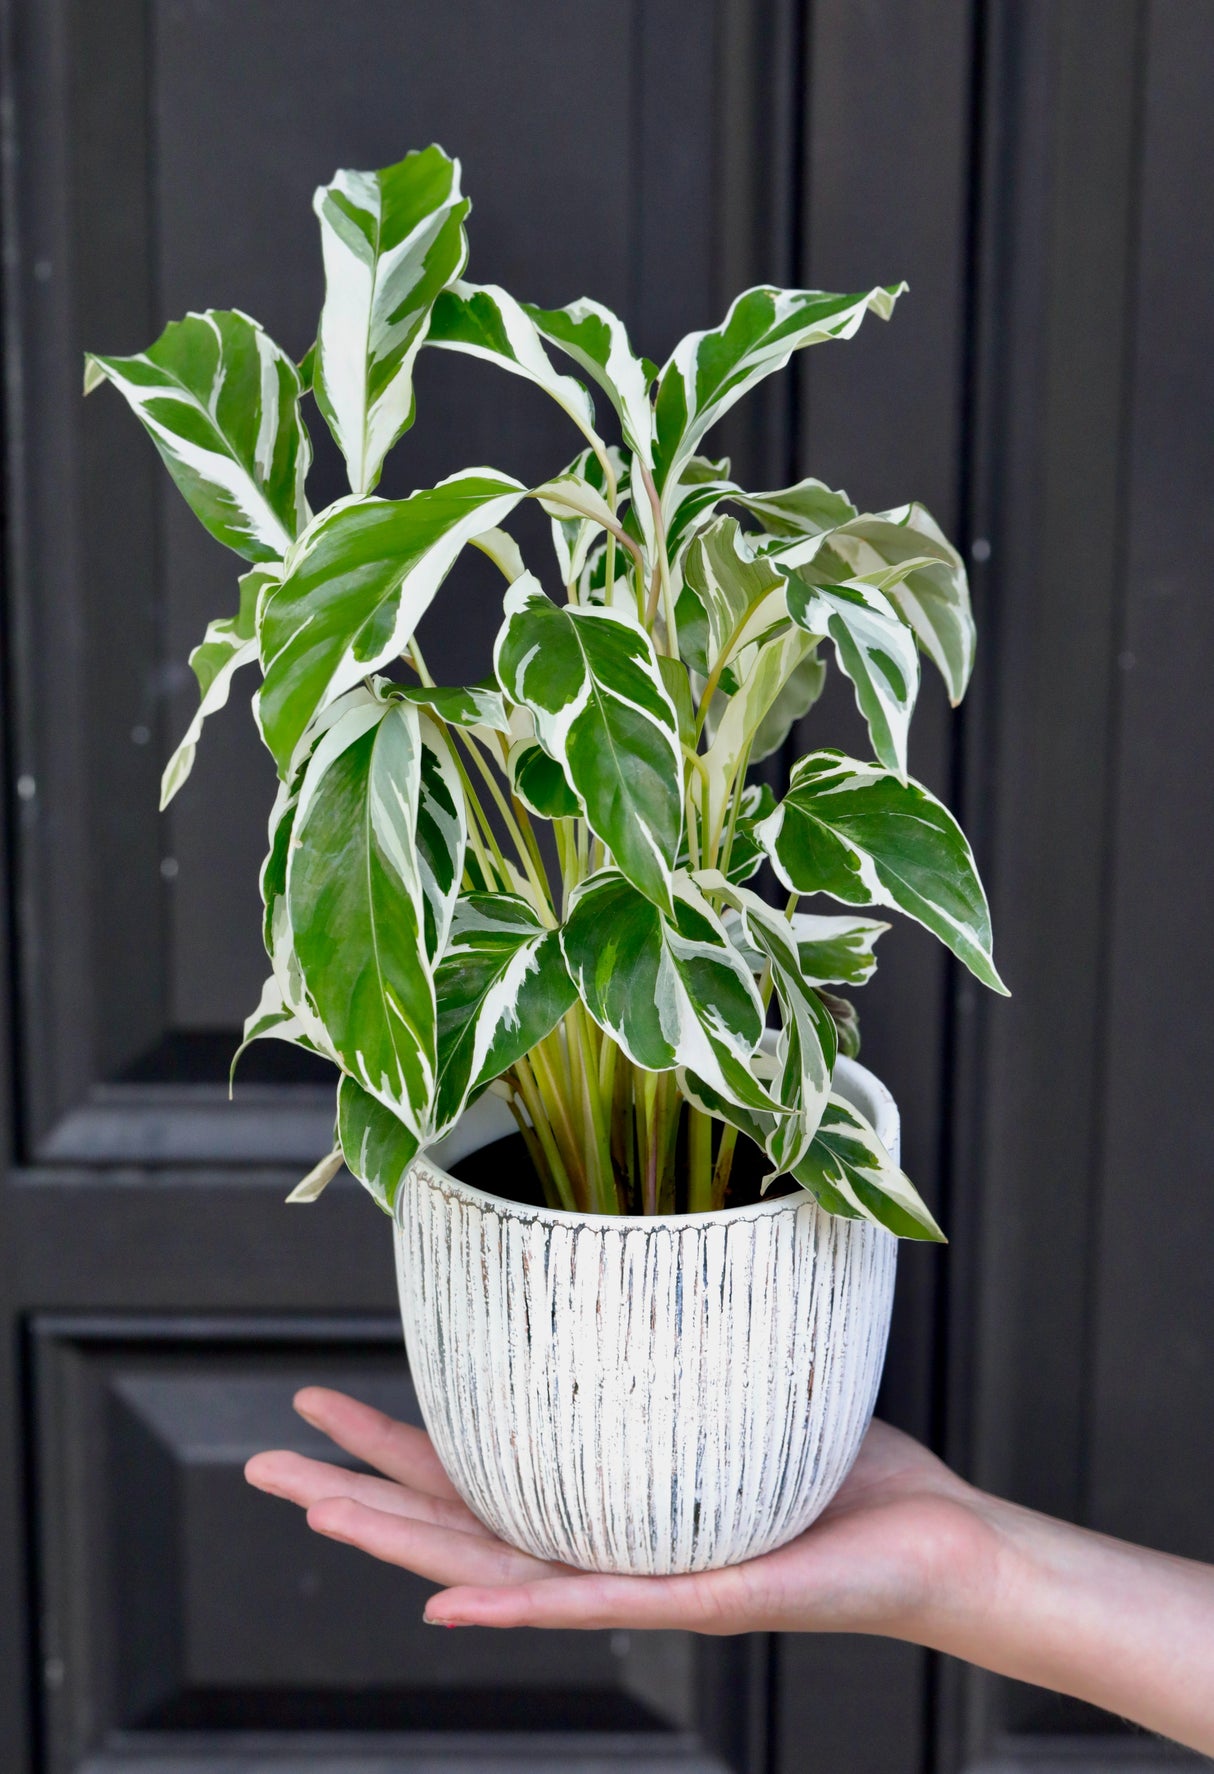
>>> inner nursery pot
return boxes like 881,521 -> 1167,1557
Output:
394,1053 -> 899,1577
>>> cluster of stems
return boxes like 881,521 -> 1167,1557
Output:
407,434 -> 781,1216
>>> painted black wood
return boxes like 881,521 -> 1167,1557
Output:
1,2 -> 1211,1772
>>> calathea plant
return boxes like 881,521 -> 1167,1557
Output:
86,145 -> 1005,1239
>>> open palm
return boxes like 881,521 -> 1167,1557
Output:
245,1388 -> 998,1636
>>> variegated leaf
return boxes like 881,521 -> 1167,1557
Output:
702,622 -> 818,840
434,894 -> 576,1132
720,781 -> 778,883
161,564 -> 278,809
428,280 -> 600,440
526,297 -> 656,465
287,698 -> 439,1133
678,516 -> 785,677
229,971 -> 322,1087
508,738 -> 580,819
758,750 -> 1007,993
395,681 -> 510,733
470,525 -> 528,583
792,1096 -> 944,1241
337,1075 -> 420,1214
542,448 -> 625,586
790,504 -> 975,703
286,1145 -> 345,1204
697,872 -> 836,1168
732,477 -> 858,538
561,870 -> 776,1114
494,576 -> 682,911
750,646 -> 826,762
791,912 -> 889,986
258,469 -> 524,772
786,573 -> 921,777
526,298 -> 658,559
819,990 -> 861,1059
85,309 -> 310,562
412,718 -> 467,962
312,146 -> 469,494
652,283 -> 905,505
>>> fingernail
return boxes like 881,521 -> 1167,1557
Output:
423,1614 -> 465,1628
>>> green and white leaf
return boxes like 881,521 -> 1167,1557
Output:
412,718 -> 467,961
698,872 -> 836,1168
336,1075 -> 420,1214
161,564 -> 278,808
792,1096 -> 944,1241
230,970 -> 322,1087
758,750 -> 1007,993
258,469 -> 524,771
819,989 -> 861,1060
561,870 -> 776,1114
285,1145 -> 346,1205
786,504 -> 975,703
527,297 -> 655,466
679,516 -> 785,676
494,576 -> 682,911
786,573 -> 920,777
85,308 -> 310,562
732,477 -> 858,538
395,681 -> 510,733
508,737 -> 581,819
433,894 -> 576,1132
543,448 -> 626,586
791,912 -> 889,987
750,646 -> 826,762
428,280 -> 600,442
470,524 -> 528,583
702,620 -> 818,840
312,146 -> 469,494
652,283 -> 905,507
287,698 -> 438,1133
526,298 -> 658,558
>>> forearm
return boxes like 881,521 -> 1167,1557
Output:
915,1492 -> 1214,1755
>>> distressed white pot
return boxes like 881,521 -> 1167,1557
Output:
393,1054 -> 898,1576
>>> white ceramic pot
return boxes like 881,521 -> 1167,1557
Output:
393,1054 -> 898,1576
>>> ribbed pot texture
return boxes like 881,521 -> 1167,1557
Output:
394,1054 -> 898,1576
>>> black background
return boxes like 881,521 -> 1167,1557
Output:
0,2 -> 1210,1770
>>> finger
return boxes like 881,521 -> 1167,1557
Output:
244,1449 -> 493,1538
293,1387 -> 461,1501
423,1564 -> 759,1634
306,1497 -> 559,1587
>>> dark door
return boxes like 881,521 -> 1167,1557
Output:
0,4 -> 1209,1772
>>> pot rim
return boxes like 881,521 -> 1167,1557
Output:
396,1052 -> 899,1234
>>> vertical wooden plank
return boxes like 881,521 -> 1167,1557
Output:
795,0 -> 974,1451
1,0 -> 98,1142
777,1 -> 975,1770
1087,0 -> 1214,1567
70,0 -> 167,1080
944,0 -> 1147,1758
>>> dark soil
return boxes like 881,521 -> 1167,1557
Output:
451,1129 -> 799,1214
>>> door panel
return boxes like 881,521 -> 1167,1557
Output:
4,3 -> 1209,1773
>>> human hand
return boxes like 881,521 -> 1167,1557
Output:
244,1387 -> 999,1635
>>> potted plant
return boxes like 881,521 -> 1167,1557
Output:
86,145 -> 1005,1578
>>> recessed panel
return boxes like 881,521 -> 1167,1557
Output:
32,1319 -> 750,1773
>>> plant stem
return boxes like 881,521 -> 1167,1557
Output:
712,1125 -> 740,1210
457,730 -> 554,914
640,1068 -> 660,1216
510,1056 -> 579,1211
716,740 -> 753,878
687,1103 -> 714,1214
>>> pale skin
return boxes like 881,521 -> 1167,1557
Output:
246,1388 -> 1214,1756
